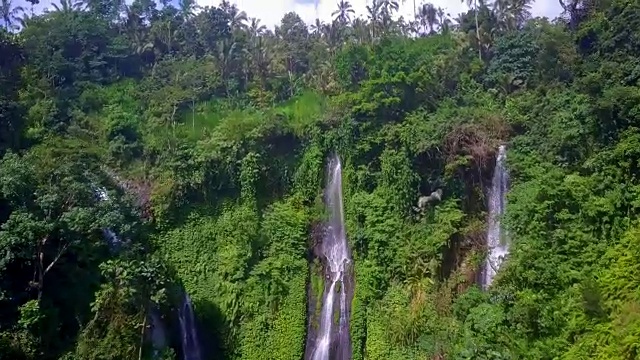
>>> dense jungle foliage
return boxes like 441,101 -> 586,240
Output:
2,0 -> 640,358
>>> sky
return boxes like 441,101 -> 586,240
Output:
210,0 -> 564,29
15,0 -> 564,30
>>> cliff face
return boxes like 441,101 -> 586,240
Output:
104,167 -> 153,219
305,212 -> 354,360
304,222 -> 325,358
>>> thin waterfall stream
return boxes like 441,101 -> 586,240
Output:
178,292 -> 202,360
94,187 -> 122,250
482,145 -> 510,289
95,185 -> 201,359
307,155 -> 353,360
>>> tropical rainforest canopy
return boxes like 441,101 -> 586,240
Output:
2,0 -> 640,358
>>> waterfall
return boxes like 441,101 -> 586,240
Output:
308,154 -> 353,360
93,187 -> 122,249
178,292 -> 202,360
482,145 -> 509,289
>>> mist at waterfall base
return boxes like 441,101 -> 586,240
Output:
306,155 -> 353,360
482,145 -> 510,289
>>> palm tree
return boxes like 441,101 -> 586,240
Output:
178,0 -> 200,21
351,17 -> 370,43
16,7 -> 34,29
221,0 -> 247,31
510,0 -> 532,29
379,0 -> 399,33
310,18 -> 323,37
216,37 -> 240,95
559,0 -> 583,28
82,0 -> 124,20
122,4 -> 144,35
462,0 -> 482,59
412,0 -> 416,19
310,58 -> 337,94
380,0 -> 399,21
131,29 -> 154,56
366,0 -> 381,38
436,7 -> 452,33
47,0 -> 84,13
123,4 -> 153,58
492,0 -> 508,29
400,17 -> 419,37
1,0 -> 23,30
332,0 -> 355,24
321,20 -> 341,53
367,0 -> 398,37
249,35 -> 274,87
493,0 -> 532,30
417,3 -> 437,35
248,17 -> 266,38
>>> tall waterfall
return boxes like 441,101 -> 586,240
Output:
178,293 -> 202,360
309,155 -> 353,360
482,145 -> 509,289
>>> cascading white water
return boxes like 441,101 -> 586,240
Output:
311,155 -> 352,360
482,145 -> 509,289
94,187 -> 122,249
178,293 -> 202,360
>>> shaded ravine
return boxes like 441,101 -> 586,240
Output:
94,185 -> 202,360
149,309 -> 168,358
306,155 -> 353,360
482,145 -> 510,289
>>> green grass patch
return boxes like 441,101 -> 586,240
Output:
274,91 -> 325,137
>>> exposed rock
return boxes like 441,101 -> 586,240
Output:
418,189 -> 443,208
102,167 -> 153,220
413,189 -> 444,217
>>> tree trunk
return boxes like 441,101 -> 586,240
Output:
171,104 -> 177,128
138,311 -> 147,360
37,250 -> 44,301
38,240 -> 70,301
35,235 -> 48,301
288,68 -> 294,98
475,0 -> 482,60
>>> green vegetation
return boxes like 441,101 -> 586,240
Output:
2,0 -> 640,359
